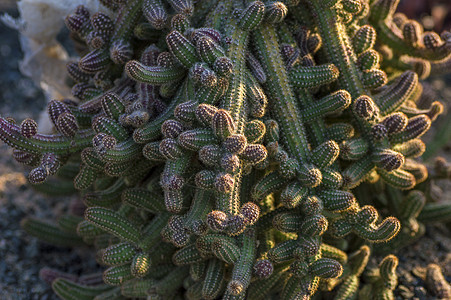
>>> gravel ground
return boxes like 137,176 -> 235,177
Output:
0,2 -> 450,300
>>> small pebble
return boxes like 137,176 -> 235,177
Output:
413,286 -> 427,299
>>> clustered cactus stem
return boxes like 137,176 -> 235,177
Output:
1,0 -> 451,299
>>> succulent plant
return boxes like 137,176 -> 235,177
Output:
1,0 -> 451,299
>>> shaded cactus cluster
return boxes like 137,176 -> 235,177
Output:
1,0 -> 451,299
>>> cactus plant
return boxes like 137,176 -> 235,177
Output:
1,0 -> 451,299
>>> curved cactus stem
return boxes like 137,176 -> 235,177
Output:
0,118 -> 94,155
21,218 -> 84,247
253,22 -> 311,162
133,78 -> 193,143
52,278 -> 112,300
